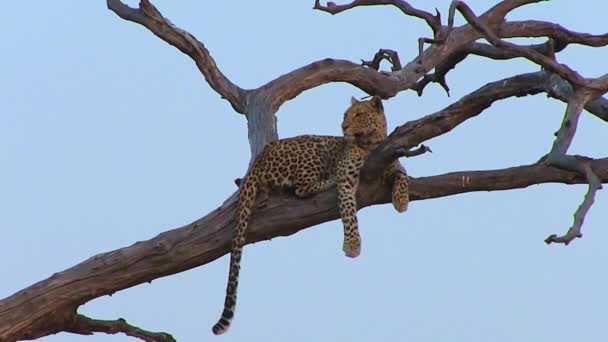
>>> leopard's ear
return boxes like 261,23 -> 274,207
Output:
351,96 -> 359,105
371,95 -> 383,111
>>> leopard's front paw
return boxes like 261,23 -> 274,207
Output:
392,194 -> 409,213
391,176 -> 409,213
343,236 -> 361,258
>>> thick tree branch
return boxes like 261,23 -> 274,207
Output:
530,72 -> 608,122
2,157 -> 607,341
477,0 -> 547,23
106,0 -> 247,113
500,20 -> 608,46
244,91 -> 279,158
548,90 -> 593,156
260,59 -> 404,112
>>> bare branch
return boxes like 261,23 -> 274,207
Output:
412,12 -> 608,96
413,40 -> 562,96
362,49 -> 402,71
532,72 -> 608,122
66,314 -> 175,342
544,156 -> 603,245
542,87 -> 606,245
260,59 -> 404,112
548,90 -> 593,156
450,1 -> 587,87
479,0 -> 548,22
264,1 -> 608,109
313,0 -> 441,33
397,144 -> 432,158
106,0 -> 247,113
500,20 -> 608,47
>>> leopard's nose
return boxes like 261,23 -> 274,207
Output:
342,123 -> 350,130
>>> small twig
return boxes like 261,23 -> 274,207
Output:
396,144 -> 433,158
545,157 -> 603,245
412,72 -> 451,96
382,49 -> 402,70
362,49 -> 402,71
313,0 -> 441,33
67,314 -> 175,342
361,51 -> 385,70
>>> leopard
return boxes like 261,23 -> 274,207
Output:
212,96 -> 409,335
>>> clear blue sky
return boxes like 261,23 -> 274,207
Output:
2,1 -> 607,341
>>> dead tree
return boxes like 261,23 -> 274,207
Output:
1,0 -> 607,341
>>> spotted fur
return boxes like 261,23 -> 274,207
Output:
212,96 -> 409,335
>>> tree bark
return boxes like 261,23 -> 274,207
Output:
1,157 -> 606,341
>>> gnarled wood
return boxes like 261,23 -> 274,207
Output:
2,156 -> 607,341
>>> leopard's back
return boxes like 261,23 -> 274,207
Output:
251,135 -> 346,188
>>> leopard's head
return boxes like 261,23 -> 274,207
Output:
341,96 -> 387,146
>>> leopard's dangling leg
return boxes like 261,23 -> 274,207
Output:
389,161 -> 409,213
337,145 -> 365,258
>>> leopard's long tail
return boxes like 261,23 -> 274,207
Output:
212,174 -> 259,335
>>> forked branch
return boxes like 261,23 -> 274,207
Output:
106,0 -> 247,113
544,156 -> 603,245
362,49 -> 403,71
449,0 -> 587,87
543,88 -> 607,244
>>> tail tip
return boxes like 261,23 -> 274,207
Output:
212,322 -> 229,335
